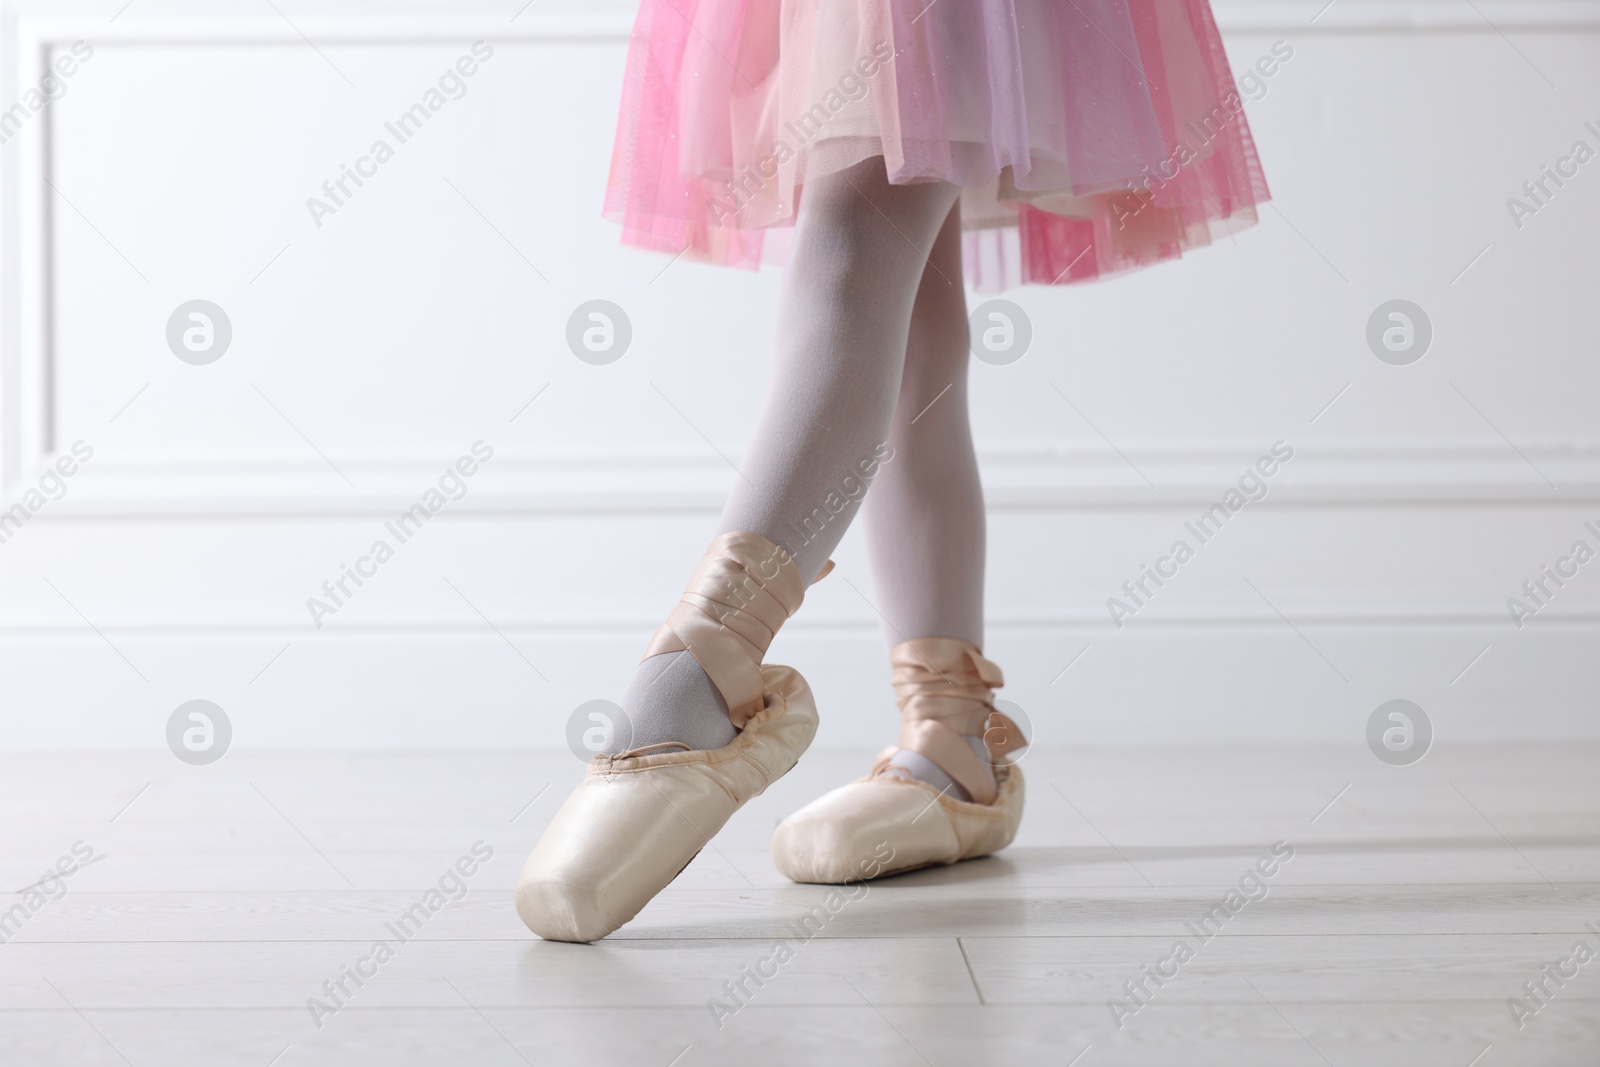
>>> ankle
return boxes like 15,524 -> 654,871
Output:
611,651 -> 736,754
886,735 -> 995,801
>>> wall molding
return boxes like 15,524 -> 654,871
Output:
7,5 -> 1599,508
16,440 -> 1600,516
5,3 -> 1598,750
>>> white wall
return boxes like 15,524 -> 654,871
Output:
2,0 -> 1598,751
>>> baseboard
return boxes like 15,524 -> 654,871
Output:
4,615 -> 1594,750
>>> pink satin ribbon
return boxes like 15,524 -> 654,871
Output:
642,531 -> 829,729
875,637 -> 1026,805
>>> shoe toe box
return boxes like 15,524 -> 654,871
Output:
514,874 -> 623,944
772,779 -> 959,884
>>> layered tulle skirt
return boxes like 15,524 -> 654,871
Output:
605,0 -> 1269,288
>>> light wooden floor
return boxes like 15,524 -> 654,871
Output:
2,745 -> 1598,1066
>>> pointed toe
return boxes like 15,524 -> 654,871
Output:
773,767 -> 1024,885
514,877 -> 618,944
516,665 -> 817,941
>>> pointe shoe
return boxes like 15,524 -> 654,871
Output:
516,664 -> 817,942
516,531 -> 830,942
771,637 -> 1026,884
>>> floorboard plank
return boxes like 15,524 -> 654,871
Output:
4,746 -> 1597,1065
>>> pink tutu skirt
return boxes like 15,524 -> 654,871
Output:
604,0 -> 1269,288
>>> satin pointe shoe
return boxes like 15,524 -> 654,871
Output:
771,637 -> 1026,884
516,531 -> 830,943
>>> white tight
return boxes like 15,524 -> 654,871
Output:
617,158 -> 986,770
